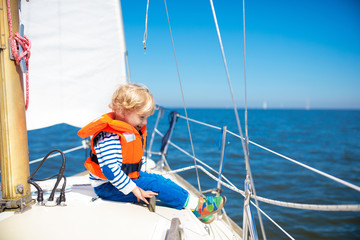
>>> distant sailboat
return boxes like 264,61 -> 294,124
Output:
262,101 -> 268,110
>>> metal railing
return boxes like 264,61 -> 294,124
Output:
146,106 -> 360,240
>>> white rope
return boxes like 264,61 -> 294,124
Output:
176,111 -> 360,192
163,0 -> 202,193
156,115 -> 360,211
226,129 -> 360,193
174,114 -> 356,190
159,111 -> 360,207
177,114 -> 221,130
209,0 -> 266,238
242,0 -> 249,155
155,120 -> 360,239
249,141 -> 360,193
248,200 -> 295,240
157,128 -> 360,210
156,128 -> 238,190
165,163 -> 360,212
143,0 -> 150,53
29,145 -> 84,165
253,195 -> 360,211
154,108 -> 360,240
165,164 -> 245,196
173,115 -> 358,194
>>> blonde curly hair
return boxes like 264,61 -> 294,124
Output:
109,83 -> 155,116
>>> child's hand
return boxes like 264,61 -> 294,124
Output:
132,186 -> 158,205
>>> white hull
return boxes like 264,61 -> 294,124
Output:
0,171 -> 242,240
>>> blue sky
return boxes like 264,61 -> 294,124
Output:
121,0 -> 360,109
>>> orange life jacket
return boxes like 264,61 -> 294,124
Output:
78,112 -> 147,179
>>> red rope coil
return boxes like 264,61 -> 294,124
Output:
6,0 -> 31,110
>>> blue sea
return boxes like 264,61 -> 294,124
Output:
28,109 -> 360,240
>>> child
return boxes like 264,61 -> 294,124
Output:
78,83 -> 226,223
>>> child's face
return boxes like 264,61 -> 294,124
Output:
115,109 -> 148,131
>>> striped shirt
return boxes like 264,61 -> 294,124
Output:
89,132 -> 136,195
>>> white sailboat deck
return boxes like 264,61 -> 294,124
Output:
0,173 -> 242,240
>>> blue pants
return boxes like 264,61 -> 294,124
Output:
94,171 -> 188,210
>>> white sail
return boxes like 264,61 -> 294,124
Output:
22,0 -> 128,130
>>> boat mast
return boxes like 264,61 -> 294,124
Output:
0,0 -> 32,212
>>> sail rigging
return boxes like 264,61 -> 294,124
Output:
1,0 -> 359,239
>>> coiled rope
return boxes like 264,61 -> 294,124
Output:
6,0 -> 31,110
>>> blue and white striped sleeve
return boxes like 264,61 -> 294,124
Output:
94,132 -> 136,195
